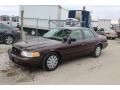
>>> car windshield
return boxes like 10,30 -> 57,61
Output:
43,29 -> 72,41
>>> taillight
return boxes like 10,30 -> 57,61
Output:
16,29 -> 20,33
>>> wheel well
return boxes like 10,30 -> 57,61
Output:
47,51 -> 62,63
5,34 -> 14,39
97,43 -> 103,49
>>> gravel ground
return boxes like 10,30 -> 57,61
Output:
0,39 -> 120,85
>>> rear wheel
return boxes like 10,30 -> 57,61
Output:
42,52 -> 59,71
92,45 -> 102,57
5,35 -> 14,45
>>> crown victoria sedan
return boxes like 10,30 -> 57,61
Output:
8,27 -> 108,71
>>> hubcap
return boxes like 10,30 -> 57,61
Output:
46,55 -> 58,69
95,47 -> 101,56
5,36 -> 13,44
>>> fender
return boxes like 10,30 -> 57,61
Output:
95,41 -> 103,49
43,49 -> 63,61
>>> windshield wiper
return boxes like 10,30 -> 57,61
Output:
42,36 -> 62,41
48,37 -> 61,41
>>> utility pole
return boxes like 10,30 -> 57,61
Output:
21,9 -> 25,41
118,18 -> 120,29
48,16 -> 50,30
36,18 -> 38,36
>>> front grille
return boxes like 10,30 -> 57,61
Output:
12,47 -> 21,55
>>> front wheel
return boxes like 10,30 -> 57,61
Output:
5,35 -> 14,45
92,45 -> 102,57
42,52 -> 59,71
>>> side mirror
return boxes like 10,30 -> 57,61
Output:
68,38 -> 76,44
62,36 -> 68,43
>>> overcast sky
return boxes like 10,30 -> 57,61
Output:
0,5 -> 19,16
0,5 -> 120,20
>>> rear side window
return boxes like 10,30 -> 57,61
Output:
83,29 -> 95,39
70,30 -> 83,40
0,24 -> 9,29
0,24 -> 2,29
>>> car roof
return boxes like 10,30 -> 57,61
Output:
58,27 -> 91,30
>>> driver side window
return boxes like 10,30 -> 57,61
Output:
70,30 -> 83,40
0,24 -> 3,31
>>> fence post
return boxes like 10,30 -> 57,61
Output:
118,18 -> 120,29
10,16 -> 12,27
21,9 -> 25,41
36,18 -> 38,36
48,16 -> 50,30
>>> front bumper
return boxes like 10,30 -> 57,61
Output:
8,49 -> 43,66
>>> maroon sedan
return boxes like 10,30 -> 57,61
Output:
8,27 -> 108,71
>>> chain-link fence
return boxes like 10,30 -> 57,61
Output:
21,18 -> 82,40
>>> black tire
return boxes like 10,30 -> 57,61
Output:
107,37 -> 110,39
112,37 -> 115,40
92,45 -> 102,57
5,35 -> 14,45
42,52 -> 60,71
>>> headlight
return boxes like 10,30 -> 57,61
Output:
21,51 -> 40,57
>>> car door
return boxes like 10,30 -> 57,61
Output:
63,29 -> 85,59
0,23 -> 10,42
81,29 -> 96,55
0,24 -> 6,42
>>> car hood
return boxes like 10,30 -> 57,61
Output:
14,37 -> 62,51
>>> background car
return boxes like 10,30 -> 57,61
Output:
96,28 -> 118,39
112,29 -> 120,38
8,27 -> 108,71
0,23 -> 21,44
